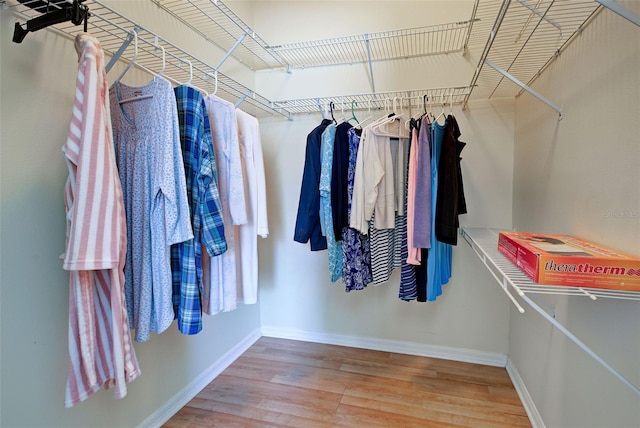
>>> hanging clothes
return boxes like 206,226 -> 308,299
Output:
367,126 -> 410,285
406,122 -> 421,265
319,123 -> 343,282
234,108 -> 269,305
171,85 -> 227,335
341,127 -> 372,292
435,114 -> 467,245
426,119 -> 452,301
414,115 -> 433,248
350,122 -> 397,233
331,121 -> 352,241
398,135 -> 418,299
399,122 -> 419,300
110,76 -> 193,342
202,94 -> 247,315
294,119 -> 332,250
63,33 -> 140,407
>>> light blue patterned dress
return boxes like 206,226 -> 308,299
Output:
110,76 -> 193,342
319,124 -> 342,282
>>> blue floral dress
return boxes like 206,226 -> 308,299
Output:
341,128 -> 372,291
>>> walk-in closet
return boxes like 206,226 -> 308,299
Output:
1,1 -> 638,427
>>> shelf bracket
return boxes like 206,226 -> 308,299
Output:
234,89 -> 253,108
485,59 -> 563,119
364,34 -> 376,93
215,31 -> 249,70
519,292 -> 640,396
105,26 -> 140,73
595,0 -> 640,27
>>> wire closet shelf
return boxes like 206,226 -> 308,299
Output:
464,0 -> 602,105
266,20 -> 476,70
461,228 -> 640,303
2,0 -> 293,119
273,86 -> 473,116
149,0 -> 289,71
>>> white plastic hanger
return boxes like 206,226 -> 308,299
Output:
116,30 -> 138,83
154,35 -> 166,76
338,97 -> 346,124
373,97 -> 409,138
117,31 -> 155,104
434,92 -> 448,124
177,58 -> 210,96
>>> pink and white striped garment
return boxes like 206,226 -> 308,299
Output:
62,33 -> 140,407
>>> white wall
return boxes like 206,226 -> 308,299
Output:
0,5 -> 261,428
510,3 -> 640,427
253,0 -> 515,359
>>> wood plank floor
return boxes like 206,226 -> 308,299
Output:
163,337 -> 531,428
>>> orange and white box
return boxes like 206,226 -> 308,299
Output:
497,232 -> 640,291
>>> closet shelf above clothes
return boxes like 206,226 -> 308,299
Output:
149,0 -> 289,72
273,86 -> 473,116
461,227 -> 640,398
265,20 -> 476,70
3,0 -> 294,119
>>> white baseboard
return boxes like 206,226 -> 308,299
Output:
138,327 -> 262,428
506,358 -> 545,428
261,325 -> 508,368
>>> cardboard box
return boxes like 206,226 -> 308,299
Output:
497,232 -> 640,292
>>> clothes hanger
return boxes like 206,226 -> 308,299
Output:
316,99 -> 324,118
372,97 -> 410,138
212,70 -> 218,95
117,31 -> 155,104
348,100 -> 359,125
329,101 -> 337,124
406,95 -> 423,130
434,92 -> 447,124
373,97 -> 402,132
367,99 -> 391,129
154,36 -> 166,77
318,99 -> 330,120
116,30 -> 139,82
354,98 -> 372,129
177,58 -> 209,96
428,93 -> 436,122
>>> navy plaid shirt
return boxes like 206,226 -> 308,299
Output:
171,85 -> 227,335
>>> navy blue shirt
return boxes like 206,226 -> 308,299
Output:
294,119 -> 332,251
331,121 -> 353,241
